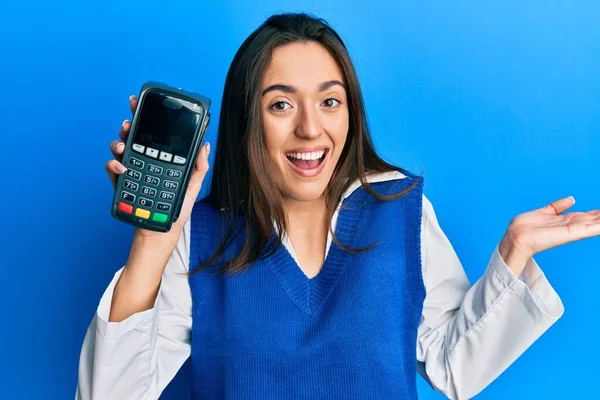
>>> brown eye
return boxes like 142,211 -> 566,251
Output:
322,98 -> 341,108
270,101 -> 291,112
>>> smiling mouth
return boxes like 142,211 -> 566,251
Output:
284,148 -> 330,177
285,148 -> 328,169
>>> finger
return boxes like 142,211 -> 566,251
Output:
589,222 -> 600,237
105,159 -> 127,173
575,221 -> 600,240
539,196 -> 576,215
174,143 -> 210,225
195,141 -> 210,170
187,143 -> 210,196
564,210 -> 600,220
129,95 -> 138,115
110,139 -> 125,159
118,119 -> 130,143
105,161 -> 117,188
564,212 -> 600,226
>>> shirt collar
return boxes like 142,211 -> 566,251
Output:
339,170 -> 407,204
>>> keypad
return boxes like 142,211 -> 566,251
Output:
118,152 -> 188,225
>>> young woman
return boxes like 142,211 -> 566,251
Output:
77,12 -> 600,400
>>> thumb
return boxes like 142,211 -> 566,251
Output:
186,142 -> 211,199
539,196 -> 576,215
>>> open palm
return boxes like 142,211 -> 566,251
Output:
507,196 -> 600,257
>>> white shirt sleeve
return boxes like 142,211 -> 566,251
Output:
75,220 -> 193,400
416,194 -> 565,400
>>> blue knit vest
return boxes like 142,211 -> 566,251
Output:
188,172 -> 426,399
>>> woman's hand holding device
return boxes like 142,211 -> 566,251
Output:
105,89 -> 211,322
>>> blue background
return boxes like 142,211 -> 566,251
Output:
1,1 -> 598,399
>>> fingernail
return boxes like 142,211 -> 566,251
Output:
129,95 -> 136,101
122,119 -> 129,128
570,196 -> 576,204
116,142 -> 124,151
116,163 -> 127,173
206,142 -> 210,158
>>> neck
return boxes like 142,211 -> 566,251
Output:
282,194 -> 329,249
283,194 -> 327,225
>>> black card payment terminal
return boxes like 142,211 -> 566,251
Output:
111,81 -> 211,232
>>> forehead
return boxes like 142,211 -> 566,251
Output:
262,41 -> 345,88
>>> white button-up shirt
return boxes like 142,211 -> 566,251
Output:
76,171 -> 564,400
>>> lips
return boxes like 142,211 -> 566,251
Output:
285,148 -> 330,178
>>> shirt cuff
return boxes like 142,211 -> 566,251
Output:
489,244 -> 565,328
96,267 -> 160,338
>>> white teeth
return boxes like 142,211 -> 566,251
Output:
286,150 -> 325,160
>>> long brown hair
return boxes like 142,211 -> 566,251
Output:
189,12 -> 423,276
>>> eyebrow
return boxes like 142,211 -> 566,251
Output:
261,80 -> 346,96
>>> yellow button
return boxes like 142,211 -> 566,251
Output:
135,208 -> 151,219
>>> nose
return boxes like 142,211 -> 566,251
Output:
294,103 -> 322,140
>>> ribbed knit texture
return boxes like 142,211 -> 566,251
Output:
188,172 -> 426,399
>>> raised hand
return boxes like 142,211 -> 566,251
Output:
499,196 -> 600,276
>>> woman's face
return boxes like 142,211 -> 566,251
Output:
260,41 -> 349,203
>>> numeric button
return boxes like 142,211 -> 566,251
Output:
144,176 -> 160,186
147,164 -> 163,175
123,180 -> 139,191
159,191 -> 175,201
163,180 -> 178,190
129,157 -> 144,168
125,169 -> 141,180
141,187 -> 157,197
138,198 -> 154,208
166,169 -> 182,179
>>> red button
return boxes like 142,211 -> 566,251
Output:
118,202 -> 133,214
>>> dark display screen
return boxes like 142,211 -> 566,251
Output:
133,91 -> 202,158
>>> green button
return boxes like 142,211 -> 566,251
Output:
152,213 -> 168,223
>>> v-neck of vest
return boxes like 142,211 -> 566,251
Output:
263,187 -> 368,315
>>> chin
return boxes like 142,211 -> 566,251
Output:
282,180 -> 329,202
